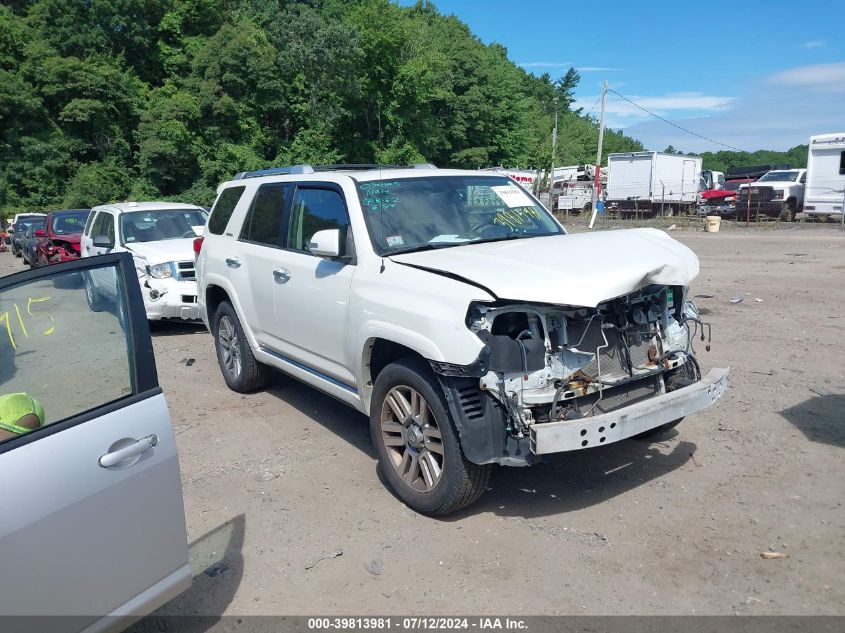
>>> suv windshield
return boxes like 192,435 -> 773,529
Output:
758,170 -> 800,182
356,175 -> 561,255
52,211 -> 90,235
120,209 -> 207,243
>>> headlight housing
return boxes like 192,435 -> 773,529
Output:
147,262 -> 174,279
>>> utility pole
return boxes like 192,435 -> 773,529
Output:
550,96 -> 558,205
588,80 -> 608,229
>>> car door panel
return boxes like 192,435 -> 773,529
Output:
0,254 -> 189,631
272,251 -> 355,386
271,185 -> 356,386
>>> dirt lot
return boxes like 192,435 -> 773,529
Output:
5,225 -> 843,617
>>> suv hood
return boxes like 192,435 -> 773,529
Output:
389,228 -> 699,308
124,238 -> 195,265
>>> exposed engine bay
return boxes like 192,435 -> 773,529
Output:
465,285 -> 711,437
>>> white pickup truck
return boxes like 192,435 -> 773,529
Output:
196,165 -> 729,515
736,168 -> 806,221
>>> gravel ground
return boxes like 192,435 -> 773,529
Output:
5,225 -> 842,618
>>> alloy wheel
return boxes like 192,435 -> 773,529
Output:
218,315 -> 242,380
380,385 -> 445,492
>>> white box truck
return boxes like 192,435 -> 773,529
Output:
607,152 -> 702,215
804,133 -> 845,218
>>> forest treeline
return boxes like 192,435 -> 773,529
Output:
0,0 -> 646,212
0,1 -> 810,214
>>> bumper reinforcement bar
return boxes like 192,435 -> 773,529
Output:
530,367 -> 730,454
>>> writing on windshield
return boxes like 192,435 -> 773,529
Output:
356,175 -> 561,255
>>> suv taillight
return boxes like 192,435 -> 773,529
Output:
193,236 -> 204,259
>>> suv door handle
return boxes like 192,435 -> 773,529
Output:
99,434 -> 159,468
273,267 -> 291,283
225,257 -> 242,268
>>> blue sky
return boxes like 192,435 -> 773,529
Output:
398,0 -> 845,153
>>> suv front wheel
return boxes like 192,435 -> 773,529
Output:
213,301 -> 270,392
370,358 -> 491,515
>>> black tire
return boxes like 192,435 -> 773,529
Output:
213,301 -> 270,393
84,273 -> 106,312
370,357 -> 491,516
581,202 -> 593,214
13,245 -> 21,258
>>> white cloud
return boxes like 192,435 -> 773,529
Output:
803,40 -> 825,48
769,62 -> 845,90
577,67 -> 623,72
622,63 -> 845,152
518,61 -> 572,69
572,91 -> 736,128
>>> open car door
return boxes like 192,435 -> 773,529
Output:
0,252 -> 190,633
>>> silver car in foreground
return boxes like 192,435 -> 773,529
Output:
0,252 -> 190,633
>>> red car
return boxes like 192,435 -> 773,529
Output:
700,178 -> 755,216
34,209 -> 91,266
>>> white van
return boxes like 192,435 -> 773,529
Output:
804,133 -> 845,218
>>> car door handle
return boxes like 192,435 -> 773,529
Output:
225,257 -> 242,268
99,434 -> 159,468
273,268 -> 291,283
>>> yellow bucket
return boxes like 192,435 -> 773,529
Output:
705,215 -> 721,233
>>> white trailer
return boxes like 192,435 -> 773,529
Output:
607,151 -> 702,214
804,133 -> 845,218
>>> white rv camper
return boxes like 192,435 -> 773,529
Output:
804,133 -> 845,218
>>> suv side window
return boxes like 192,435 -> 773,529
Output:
239,185 -> 289,248
208,186 -> 246,235
288,187 -> 350,254
84,210 -> 97,235
90,212 -> 114,246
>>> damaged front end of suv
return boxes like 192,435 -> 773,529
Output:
434,285 -> 728,466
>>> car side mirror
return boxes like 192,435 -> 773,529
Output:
92,235 -> 112,249
34,229 -> 46,238
308,229 -> 341,258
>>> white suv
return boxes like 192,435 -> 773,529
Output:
81,201 -> 208,320
196,165 -> 729,515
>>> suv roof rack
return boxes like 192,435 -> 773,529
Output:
233,165 -> 315,179
233,163 -> 438,179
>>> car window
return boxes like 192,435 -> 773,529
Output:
120,209 -> 207,244
100,213 -> 115,245
288,187 -> 350,253
53,211 -> 90,234
0,263 -> 134,447
208,186 -> 246,235
239,185 -> 289,247
90,212 -> 106,239
84,210 -> 97,235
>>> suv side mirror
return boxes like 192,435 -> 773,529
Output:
92,235 -> 112,249
308,229 -> 341,258
34,229 -> 46,238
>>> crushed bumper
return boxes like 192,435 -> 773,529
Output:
142,279 -> 200,321
529,367 -> 730,454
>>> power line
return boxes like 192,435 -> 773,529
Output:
607,88 -> 747,153
584,94 -> 602,118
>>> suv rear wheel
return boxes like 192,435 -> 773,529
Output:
370,357 -> 491,515
213,301 -> 270,392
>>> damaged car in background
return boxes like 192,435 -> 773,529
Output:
197,166 -> 730,515
81,202 -> 208,321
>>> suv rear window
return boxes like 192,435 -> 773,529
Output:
240,185 -> 289,247
208,186 -> 246,235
